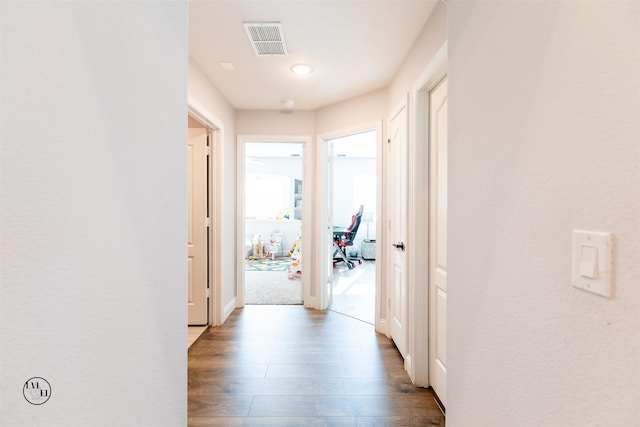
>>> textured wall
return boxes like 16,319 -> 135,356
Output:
387,1 -> 447,109
448,2 -> 640,425
1,2 -> 188,425
315,88 -> 387,135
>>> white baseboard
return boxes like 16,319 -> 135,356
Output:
304,296 -> 319,310
376,318 -> 389,336
223,297 -> 237,323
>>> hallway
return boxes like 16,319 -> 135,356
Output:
188,305 -> 445,426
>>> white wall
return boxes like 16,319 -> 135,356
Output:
448,2 -> 640,425
333,158 -> 377,243
1,2 -> 187,425
188,58 -> 238,319
316,89 -> 387,135
388,2 -> 447,108
236,110 -> 316,136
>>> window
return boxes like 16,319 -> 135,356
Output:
245,173 -> 290,219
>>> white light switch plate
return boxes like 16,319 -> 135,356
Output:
572,230 -> 612,297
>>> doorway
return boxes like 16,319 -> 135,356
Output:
326,129 -> 378,324
243,142 -> 304,305
237,136 -> 312,308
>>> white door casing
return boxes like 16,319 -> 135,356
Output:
429,76 -> 448,406
326,140 -> 335,306
187,128 -> 209,325
389,102 -> 408,358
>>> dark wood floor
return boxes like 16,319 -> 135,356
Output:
188,305 -> 445,426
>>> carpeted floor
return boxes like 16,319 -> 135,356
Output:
244,271 -> 302,305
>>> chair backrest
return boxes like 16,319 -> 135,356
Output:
345,205 -> 364,242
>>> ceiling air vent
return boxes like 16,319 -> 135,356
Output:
243,22 -> 288,56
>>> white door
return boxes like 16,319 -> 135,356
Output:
187,128 -> 208,325
326,141 -> 335,305
389,103 -> 408,357
429,77 -> 448,406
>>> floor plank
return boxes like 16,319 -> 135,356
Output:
188,305 -> 445,426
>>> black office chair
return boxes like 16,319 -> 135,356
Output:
333,205 -> 364,270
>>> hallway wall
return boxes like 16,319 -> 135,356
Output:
315,88 -> 387,135
387,0 -> 447,108
1,2 -> 188,425
189,58 -> 238,320
236,110 -> 316,136
448,2 -> 640,425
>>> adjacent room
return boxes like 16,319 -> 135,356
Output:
243,142 -> 304,305
328,129 -> 377,324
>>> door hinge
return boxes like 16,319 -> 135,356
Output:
206,288 -> 211,298
205,146 -> 211,156
206,217 -> 211,227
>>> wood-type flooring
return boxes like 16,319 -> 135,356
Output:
188,305 -> 445,426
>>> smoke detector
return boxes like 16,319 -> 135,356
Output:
279,99 -> 295,114
243,22 -> 288,56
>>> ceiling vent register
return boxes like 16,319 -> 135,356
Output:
243,22 -> 288,56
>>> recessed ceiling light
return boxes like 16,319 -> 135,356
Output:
221,62 -> 234,71
291,64 -> 313,75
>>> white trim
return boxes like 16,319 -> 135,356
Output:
408,41 -> 447,386
414,41 -> 448,96
188,103 -> 219,132
315,133 -> 331,310
236,138 -> 246,307
236,134 -> 313,308
223,297 -> 237,321
374,121 -> 385,335
187,103 -> 225,326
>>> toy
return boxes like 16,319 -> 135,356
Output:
250,234 -> 266,259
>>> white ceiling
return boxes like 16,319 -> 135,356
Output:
189,1 -> 439,111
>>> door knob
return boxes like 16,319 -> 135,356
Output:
392,241 -> 405,251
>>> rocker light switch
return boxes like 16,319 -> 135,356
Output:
579,245 -> 597,279
572,230 -> 612,297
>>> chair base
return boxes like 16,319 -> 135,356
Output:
333,258 -> 362,270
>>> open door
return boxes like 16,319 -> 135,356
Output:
429,76 -> 448,406
326,140 -> 335,306
187,127 -> 208,325
389,102 -> 408,357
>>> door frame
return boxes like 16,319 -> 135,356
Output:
406,41 -> 447,386
317,121 -> 384,331
188,104 -> 223,326
187,126 -> 209,325
236,135 -> 313,308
